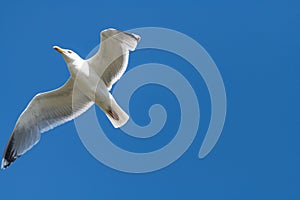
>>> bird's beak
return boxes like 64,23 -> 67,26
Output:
53,46 -> 64,54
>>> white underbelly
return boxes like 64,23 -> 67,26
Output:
72,62 -> 109,104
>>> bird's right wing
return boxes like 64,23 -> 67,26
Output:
2,79 -> 93,169
88,28 -> 140,90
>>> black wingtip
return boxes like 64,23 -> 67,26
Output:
1,158 -> 11,169
1,155 -> 18,170
2,137 -> 18,169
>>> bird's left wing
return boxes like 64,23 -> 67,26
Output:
88,28 -> 140,90
2,79 -> 93,169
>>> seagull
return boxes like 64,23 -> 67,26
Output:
1,28 -> 140,169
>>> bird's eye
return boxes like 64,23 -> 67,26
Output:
67,51 -> 72,54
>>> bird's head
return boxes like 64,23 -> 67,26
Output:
53,46 -> 82,65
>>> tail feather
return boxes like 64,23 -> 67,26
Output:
105,97 -> 129,128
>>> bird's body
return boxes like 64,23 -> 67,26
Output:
1,28 -> 140,169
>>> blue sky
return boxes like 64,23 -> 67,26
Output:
0,0 -> 297,199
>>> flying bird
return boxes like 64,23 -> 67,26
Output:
1,28 -> 140,169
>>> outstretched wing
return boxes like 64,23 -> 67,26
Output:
88,28 -> 140,90
2,79 -> 93,169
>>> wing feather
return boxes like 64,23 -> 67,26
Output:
1,79 -> 93,169
88,28 -> 140,90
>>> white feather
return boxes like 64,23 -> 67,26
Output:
2,28 -> 140,169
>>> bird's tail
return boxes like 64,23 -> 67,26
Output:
105,96 -> 129,128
